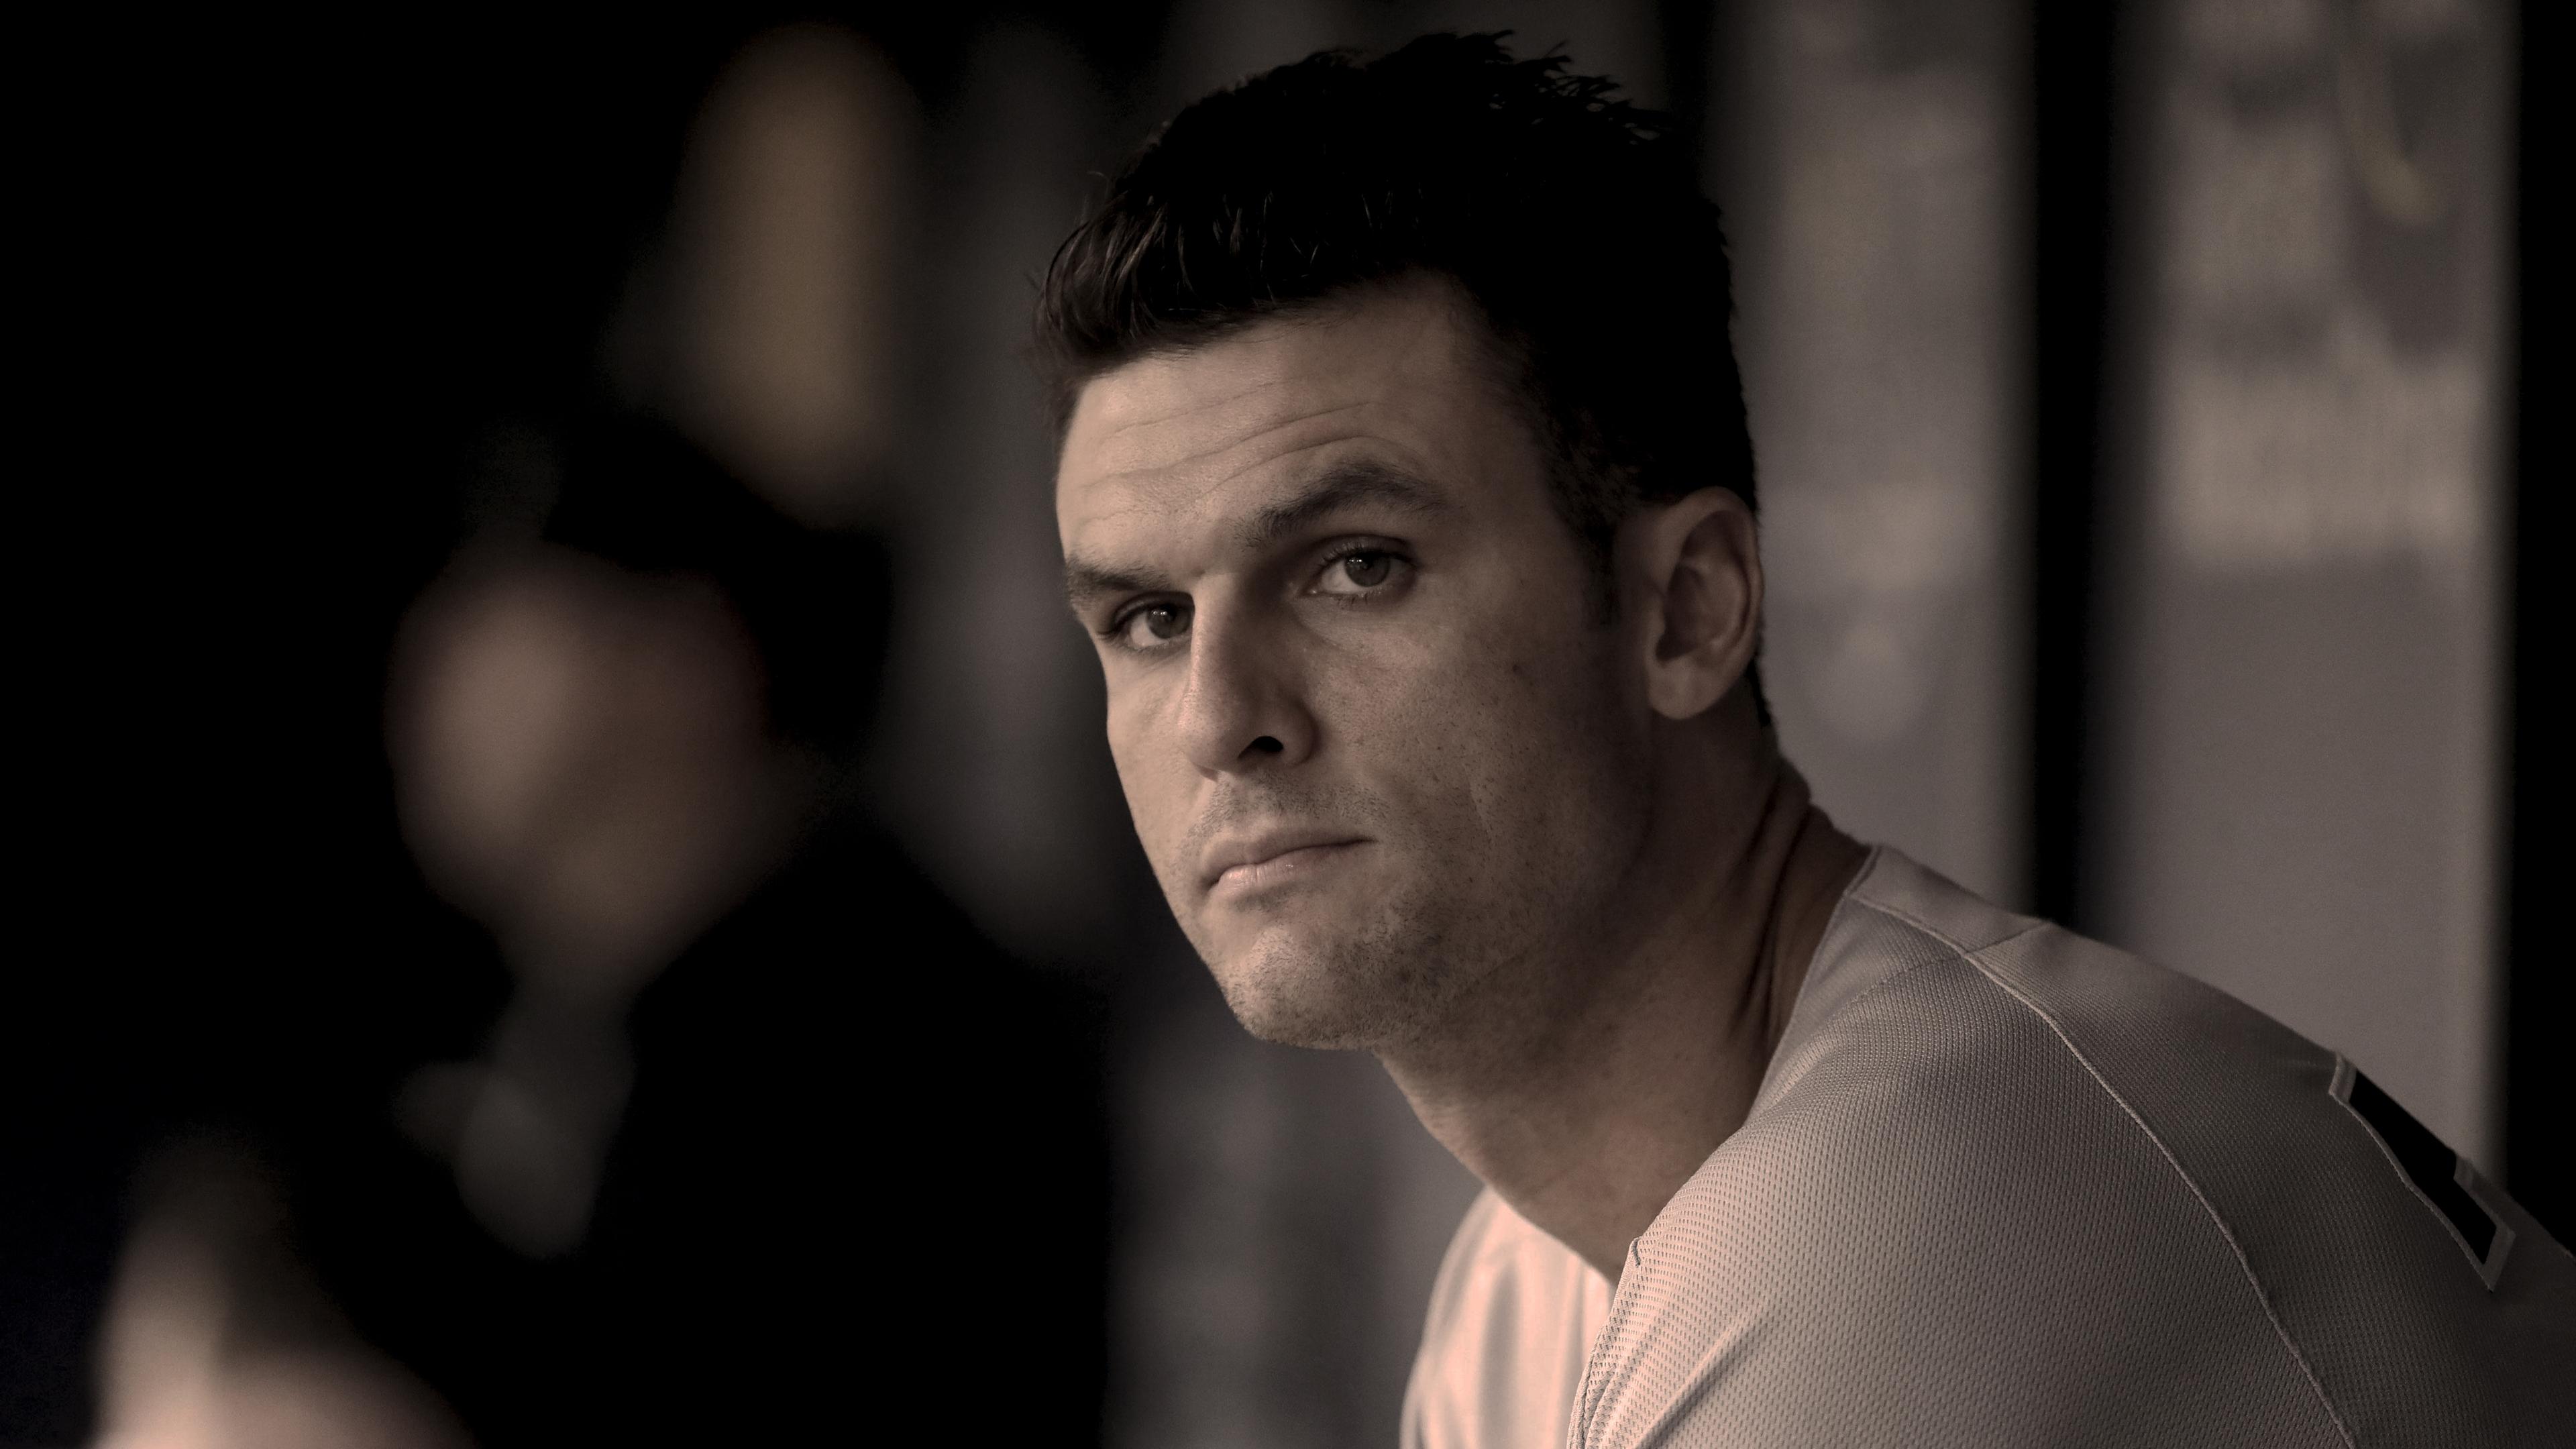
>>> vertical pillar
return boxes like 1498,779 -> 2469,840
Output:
1712,0 -> 2032,908
2093,0 -> 2511,1166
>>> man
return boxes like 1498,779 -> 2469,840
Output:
1042,34 -> 2572,1448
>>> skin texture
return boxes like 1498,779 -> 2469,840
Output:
1057,277 -> 1866,1281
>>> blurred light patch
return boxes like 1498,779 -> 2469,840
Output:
2153,0 -> 2489,576
2159,305 -> 2483,572
92,1144 -> 469,1449
666,24 -> 914,528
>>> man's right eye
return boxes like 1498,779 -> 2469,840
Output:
1111,600 -> 1192,650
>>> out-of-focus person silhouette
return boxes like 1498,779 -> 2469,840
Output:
86,415 -> 1106,1446
391,419 -> 1099,1444
389,543 -> 786,1260
49,21 -> 1110,1444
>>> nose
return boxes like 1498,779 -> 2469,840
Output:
1175,605 -> 1315,777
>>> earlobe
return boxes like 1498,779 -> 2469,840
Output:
1632,488 -> 1761,722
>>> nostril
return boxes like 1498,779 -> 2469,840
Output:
1247,735 -> 1285,755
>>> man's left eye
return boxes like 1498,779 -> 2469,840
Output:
1317,550 -> 1403,595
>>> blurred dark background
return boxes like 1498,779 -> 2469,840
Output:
7,1 -> 2559,1444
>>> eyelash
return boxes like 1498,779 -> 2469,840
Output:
1099,541 -> 1414,653
1310,541 -> 1413,600
1100,599 -> 1188,653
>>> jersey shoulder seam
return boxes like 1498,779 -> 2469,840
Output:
1844,894 -> 2359,1449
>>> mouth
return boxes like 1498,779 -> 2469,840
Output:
1204,838 -> 1368,896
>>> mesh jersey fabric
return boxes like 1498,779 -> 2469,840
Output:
1404,1190 -> 1615,1449
1405,846 -> 2576,1449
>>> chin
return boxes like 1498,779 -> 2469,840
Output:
1199,918 -> 1442,1051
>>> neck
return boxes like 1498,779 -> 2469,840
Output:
1379,741 -> 1866,1284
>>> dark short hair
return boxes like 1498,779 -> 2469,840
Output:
1035,32 -> 1760,623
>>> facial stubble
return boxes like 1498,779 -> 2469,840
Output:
1175,729 -> 1644,1057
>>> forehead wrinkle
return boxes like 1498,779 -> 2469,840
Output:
1065,287 -> 1478,496
1059,285 -> 1497,568
1064,429 -> 1409,578
1072,392 -> 1414,559
1235,460 -> 1448,553
1086,394 -> 1379,505
1082,360 -> 1315,458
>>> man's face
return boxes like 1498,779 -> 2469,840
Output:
1057,281 -> 1656,1051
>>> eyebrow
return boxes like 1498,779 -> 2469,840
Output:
1237,459 -> 1448,551
1063,557 -> 1163,614
1063,460 -> 1451,614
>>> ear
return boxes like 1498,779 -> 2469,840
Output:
1621,488 -> 1762,721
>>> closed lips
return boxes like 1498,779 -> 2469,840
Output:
1201,834 -> 1366,885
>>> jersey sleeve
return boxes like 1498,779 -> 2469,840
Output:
1572,948 -> 2348,1448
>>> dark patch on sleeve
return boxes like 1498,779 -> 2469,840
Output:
2339,1067 -> 2496,1263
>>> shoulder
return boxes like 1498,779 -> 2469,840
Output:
1406,1190 -> 1611,1449
1576,850 -> 2576,1448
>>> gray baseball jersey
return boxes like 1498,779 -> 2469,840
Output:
1404,847 -> 2574,1448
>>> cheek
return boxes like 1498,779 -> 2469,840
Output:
1448,564 -> 1618,713
1104,685 -> 1191,853
1433,623 -> 1638,837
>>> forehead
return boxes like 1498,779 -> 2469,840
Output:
1055,283 -> 1529,549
